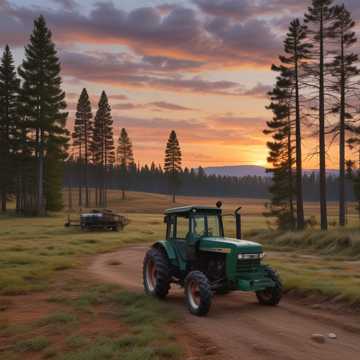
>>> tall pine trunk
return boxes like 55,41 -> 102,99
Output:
37,131 -> 45,215
294,57 -> 305,230
1,191 -> 6,212
78,145 -> 82,208
37,153 -> 44,214
319,11 -> 328,230
68,183 -> 73,210
287,112 -> 295,230
84,119 -> 89,208
85,163 -> 89,207
339,33 -> 346,226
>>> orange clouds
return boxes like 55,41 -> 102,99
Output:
2,0 -> 346,169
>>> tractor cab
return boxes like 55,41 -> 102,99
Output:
164,206 -> 224,263
163,206 -> 262,267
143,204 -> 282,316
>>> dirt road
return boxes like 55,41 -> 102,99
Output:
88,246 -> 360,360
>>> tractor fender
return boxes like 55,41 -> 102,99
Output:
152,241 -> 177,261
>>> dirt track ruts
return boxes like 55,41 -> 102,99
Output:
88,245 -> 360,360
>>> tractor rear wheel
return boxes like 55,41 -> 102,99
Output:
256,266 -> 282,306
185,271 -> 212,316
143,248 -> 171,299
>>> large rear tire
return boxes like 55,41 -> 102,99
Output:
143,248 -> 171,299
185,271 -> 212,316
256,266 -> 282,306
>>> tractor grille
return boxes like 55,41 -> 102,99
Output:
236,259 -> 260,273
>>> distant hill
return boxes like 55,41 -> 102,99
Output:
204,165 -> 269,177
204,165 -> 339,178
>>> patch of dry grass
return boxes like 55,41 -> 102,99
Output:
0,211 -> 163,294
252,228 -> 360,258
1,281 -> 182,360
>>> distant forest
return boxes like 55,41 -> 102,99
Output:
63,163 -> 354,202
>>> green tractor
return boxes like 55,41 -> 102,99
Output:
143,204 -> 282,316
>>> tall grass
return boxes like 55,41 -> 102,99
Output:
0,212 -> 163,294
251,228 -> 360,258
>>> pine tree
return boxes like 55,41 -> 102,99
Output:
18,15 -> 68,214
164,130 -> 182,203
329,5 -> 359,226
72,88 -> 93,207
304,0 -> 336,230
117,128 -> 135,200
264,66 -> 296,230
0,45 -> 20,212
92,91 -> 114,207
279,19 -> 312,230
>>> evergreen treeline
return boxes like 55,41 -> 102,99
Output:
265,0 -> 360,230
0,16 -> 68,215
3,7 -> 360,223
63,162 -> 354,202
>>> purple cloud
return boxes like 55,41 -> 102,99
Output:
0,1 -> 281,66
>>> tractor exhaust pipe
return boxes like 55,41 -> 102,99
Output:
235,207 -> 242,239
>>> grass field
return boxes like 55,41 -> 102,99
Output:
1,190 -> 360,358
1,190 -> 360,297
0,279 -> 183,360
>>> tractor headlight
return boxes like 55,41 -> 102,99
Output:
238,253 -> 265,260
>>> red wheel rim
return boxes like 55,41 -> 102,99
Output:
188,280 -> 201,309
146,259 -> 157,291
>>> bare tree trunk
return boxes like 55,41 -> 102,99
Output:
1,191 -> 6,212
319,11 -> 328,230
16,173 -> 20,213
84,118 -> 89,208
37,131 -> 45,216
68,184 -> 73,211
103,167 -> 107,208
287,111 -> 295,230
294,57 -> 304,230
85,169 -> 89,207
78,161 -> 82,208
339,34 -> 346,227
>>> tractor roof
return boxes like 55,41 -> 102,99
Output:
164,206 -> 221,215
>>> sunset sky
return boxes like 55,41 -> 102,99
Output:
1,0 -> 359,169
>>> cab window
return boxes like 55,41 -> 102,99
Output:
191,214 -> 221,237
192,216 -> 206,237
166,216 -> 175,240
176,216 -> 189,240
207,215 -> 221,237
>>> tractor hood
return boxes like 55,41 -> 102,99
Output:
199,237 -> 263,254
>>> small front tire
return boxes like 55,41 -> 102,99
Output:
256,266 -> 282,306
185,271 -> 212,316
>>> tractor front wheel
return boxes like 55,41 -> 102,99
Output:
143,248 -> 171,299
256,266 -> 282,306
185,271 -> 212,316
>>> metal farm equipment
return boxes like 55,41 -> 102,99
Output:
65,209 -> 128,231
